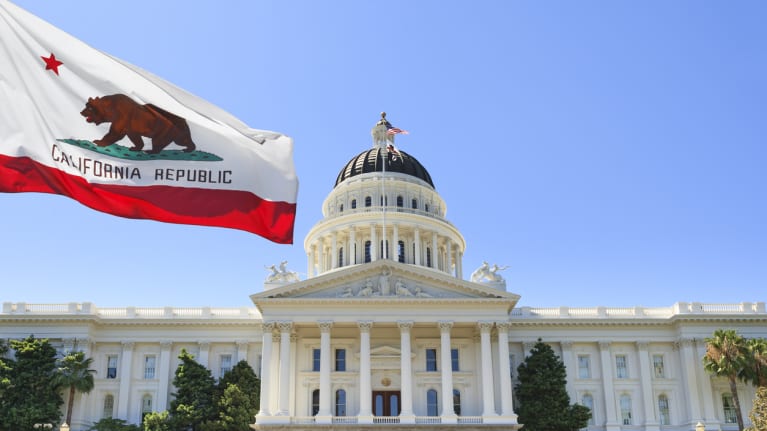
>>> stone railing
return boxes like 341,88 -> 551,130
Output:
1,302 -> 259,319
510,302 -> 766,319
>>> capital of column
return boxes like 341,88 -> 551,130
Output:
237,340 -> 250,348
560,341 -> 573,350
121,341 -> 135,350
398,320 -> 414,331
478,321 -> 494,332
160,340 -> 173,349
262,321 -> 276,332
198,341 -> 210,349
636,341 -> 649,350
496,321 -> 512,332
278,321 -> 293,333
523,342 -> 536,353
678,337 -> 696,348
318,321 -> 334,332
598,341 -> 611,350
438,321 -> 454,332
358,321 -> 374,332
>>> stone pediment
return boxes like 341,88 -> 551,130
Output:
251,260 -> 519,304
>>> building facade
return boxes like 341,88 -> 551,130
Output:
1,118 -> 765,430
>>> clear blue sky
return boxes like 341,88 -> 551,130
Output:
2,1 -> 765,308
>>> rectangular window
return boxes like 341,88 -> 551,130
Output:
103,394 -> 114,418
578,355 -> 591,379
616,355 -> 628,379
144,355 -> 156,379
220,354 -> 232,377
312,348 -> 321,372
723,394 -> 737,423
426,348 -> 437,372
653,354 -> 665,378
106,355 -> 118,379
620,395 -> 632,425
451,348 -> 460,372
335,348 -> 346,372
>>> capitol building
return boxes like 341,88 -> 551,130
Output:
1,118 -> 764,431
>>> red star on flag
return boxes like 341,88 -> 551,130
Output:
40,53 -> 63,75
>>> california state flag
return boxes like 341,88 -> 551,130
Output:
0,1 -> 298,243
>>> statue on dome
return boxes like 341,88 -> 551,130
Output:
471,261 -> 509,283
264,261 -> 300,283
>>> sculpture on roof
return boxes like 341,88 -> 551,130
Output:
265,261 -> 300,283
471,261 -> 509,283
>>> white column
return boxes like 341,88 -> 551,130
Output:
637,342 -> 660,430
236,341 -> 249,363
308,246 -> 315,278
370,224 -> 377,261
317,238 -> 325,274
256,322 -> 275,418
269,333 -> 280,415
117,341 -> 134,419
456,251 -> 463,279
431,232 -> 438,268
156,341 -> 172,411
694,340 -> 719,426
317,321 -> 333,423
331,232 -> 338,269
678,338 -> 703,425
446,240 -> 453,275
358,321 -> 374,423
560,341 -> 577,402
399,321 -> 415,423
479,322 -> 497,417
414,228 -> 421,266
496,322 -> 516,419
393,224 -> 400,262
349,226 -> 356,265
439,321 -> 457,422
277,322 -> 293,416
599,341 -> 620,431
198,341 -> 210,367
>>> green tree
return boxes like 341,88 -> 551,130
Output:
169,349 -> 216,431
216,360 -> 260,416
55,351 -> 96,426
2,336 -> 63,431
0,340 -> 12,419
515,339 -> 591,431
742,338 -> 767,388
206,383 -> 254,431
86,418 -> 141,431
704,329 -> 748,431
141,411 -> 171,431
746,386 -> 767,431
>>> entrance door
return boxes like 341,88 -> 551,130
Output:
373,391 -> 400,417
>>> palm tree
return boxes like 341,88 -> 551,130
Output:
703,329 -> 747,431
56,351 -> 96,426
741,338 -> 767,388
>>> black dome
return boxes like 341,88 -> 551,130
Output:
334,147 -> 435,189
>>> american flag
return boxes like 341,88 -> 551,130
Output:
387,144 -> 402,161
386,126 -> 409,136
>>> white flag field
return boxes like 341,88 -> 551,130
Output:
0,1 -> 298,243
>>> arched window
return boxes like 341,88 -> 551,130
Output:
426,247 -> 432,267
339,204 -> 343,213
411,198 -> 418,209
364,241 -> 371,263
312,389 -> 320,416
338,247 -> 344,268
452,389 -> 461,416
581,393 -> 594,425
380,195 -> 388,206
658,394 -> 670,425
397,195 -> 404,207
723,393 -> 737,423
380,240 -> 389,260
141,394 -> 152,422
398,241 -> 405,263
427,389 -> 439,416
619,394 -> 632,425
335,389 -> 347,416
425,203 -> 430,212
365,196 -> 371,207
351,199 -> 357,209
103,394 -> 114,419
